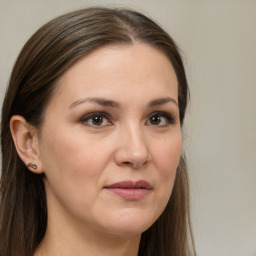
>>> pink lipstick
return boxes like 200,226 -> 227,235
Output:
104,180 -> 152,200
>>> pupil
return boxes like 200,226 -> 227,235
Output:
92,116 -> 103,125
151,116 -> 160,125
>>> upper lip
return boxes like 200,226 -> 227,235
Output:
104,180 -> 152,190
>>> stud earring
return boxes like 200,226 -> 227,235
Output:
27,163 -> 37,169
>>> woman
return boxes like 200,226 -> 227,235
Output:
0,7 -> 196,256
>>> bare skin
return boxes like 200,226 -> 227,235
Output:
11,43 -> 181,256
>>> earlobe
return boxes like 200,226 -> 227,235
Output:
10,115 -> 43,174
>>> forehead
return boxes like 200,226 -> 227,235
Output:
50,43 -> 178,107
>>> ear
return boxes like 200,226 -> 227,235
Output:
10,115 -> 43,174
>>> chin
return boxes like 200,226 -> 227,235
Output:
106,223 -> 151,237
102,210 -> 157,236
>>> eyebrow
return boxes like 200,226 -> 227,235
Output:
148,97 -> 178,107
69,97 -> 120,109
68,96 -> 178,109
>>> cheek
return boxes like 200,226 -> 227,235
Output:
38,126 -> 116,208
39,128 -> 114,215
153,133 -> 182,176
40,125 -> 111,174
152,132 -> 182,202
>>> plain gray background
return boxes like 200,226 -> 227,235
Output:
1,0 -> 256,255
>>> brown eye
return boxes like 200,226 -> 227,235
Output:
146,112 -> 174,126
149,115 -> 161,125
81,112 -> 112,127
91,116 -> 104,125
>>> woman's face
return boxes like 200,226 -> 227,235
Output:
37,43 -> 182,236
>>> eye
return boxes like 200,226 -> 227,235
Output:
146,112 -> 175,126
81,112 -> 112,127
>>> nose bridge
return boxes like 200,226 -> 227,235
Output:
126,122 -> 147,154
115,121 -> 150,168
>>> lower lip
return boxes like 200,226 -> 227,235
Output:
105,188 -> 151,200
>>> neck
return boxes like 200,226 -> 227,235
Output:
34,216 -> 141,256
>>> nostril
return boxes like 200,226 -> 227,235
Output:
121,159 -> 148,169
123,161 -> 133,166
114,142 -> 151,169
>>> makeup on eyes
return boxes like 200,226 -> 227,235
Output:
67,96 -> 179,129
79,110 -> 176,128
80,111 -> 113,127
146,111 -> 175,126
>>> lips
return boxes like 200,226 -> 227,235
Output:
104,180 -> 152,200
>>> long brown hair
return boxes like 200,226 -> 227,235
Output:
0,7 -> 196,256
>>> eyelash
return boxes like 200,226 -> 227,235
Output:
147,111 -> 175,126
80,112 -> 112,127
80,111 -> 175,128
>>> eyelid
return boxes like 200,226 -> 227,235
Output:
80,111 -> 176,128
80,111 -> 113,127
147,111 -> 175,125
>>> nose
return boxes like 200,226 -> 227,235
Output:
114,124 -> 151,169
